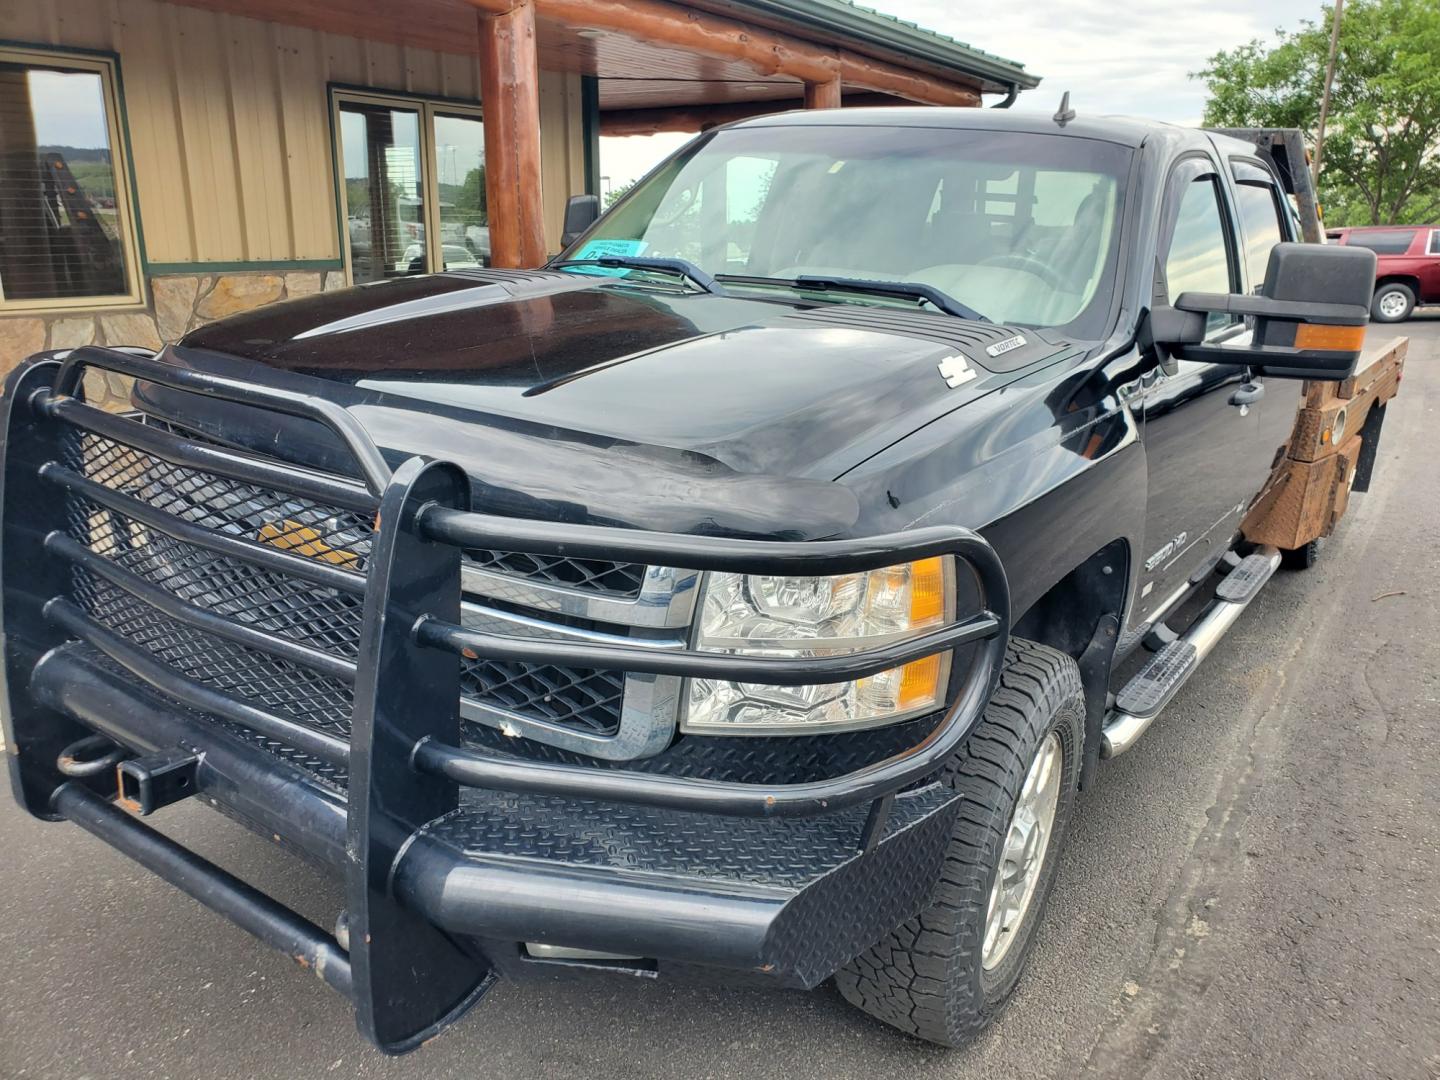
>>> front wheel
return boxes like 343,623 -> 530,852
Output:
835,638 -> 1084,1046
1371,283 -> 1415,323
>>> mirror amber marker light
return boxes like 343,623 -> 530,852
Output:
1293,323 -> 1366,351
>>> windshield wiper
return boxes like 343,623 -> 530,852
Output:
552,256 -> 724,296
718,273 -> 989,323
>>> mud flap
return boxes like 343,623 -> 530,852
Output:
1350,401 -> 1387,493
347,458 -> 493,1053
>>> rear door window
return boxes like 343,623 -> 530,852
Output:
1231,179 -> 1287,294
1347,229 -> 1418,255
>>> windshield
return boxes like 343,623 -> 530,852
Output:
565,125 -> 1131,337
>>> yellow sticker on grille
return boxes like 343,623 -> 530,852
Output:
257,520 -> 360,567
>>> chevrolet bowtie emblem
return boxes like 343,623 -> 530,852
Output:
938,354 -> 977,389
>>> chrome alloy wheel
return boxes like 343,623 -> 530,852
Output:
982,732 -> 1063,970
1378,290 -> 1409,319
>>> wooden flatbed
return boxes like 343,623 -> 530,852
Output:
1243,337 -> 1408,550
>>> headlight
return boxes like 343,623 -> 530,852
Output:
682,556 -> 955,735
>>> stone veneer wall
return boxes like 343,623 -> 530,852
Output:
0,269 -> 346,410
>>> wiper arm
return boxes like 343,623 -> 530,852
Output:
717,273 -> 988,323
793,275 -> 989,322
552,256 -> 723,295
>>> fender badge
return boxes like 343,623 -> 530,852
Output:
986,334 -> 1027,357
1144,531 -> 1188,572
938,354 -> 977,388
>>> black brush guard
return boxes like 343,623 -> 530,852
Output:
0,347 -> 1010,1053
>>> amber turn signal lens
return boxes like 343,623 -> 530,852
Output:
907,556 -> 947,626
897,654 -> 945,710
1294,323 -> 1365,351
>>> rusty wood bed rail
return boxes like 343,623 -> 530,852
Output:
1243,336 -> 1407,549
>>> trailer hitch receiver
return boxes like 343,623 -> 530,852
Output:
117,750 -> 201,816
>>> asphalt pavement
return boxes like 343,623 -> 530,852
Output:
2,318 -> 1437,1080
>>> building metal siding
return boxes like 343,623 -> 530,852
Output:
1,0 -> 585,266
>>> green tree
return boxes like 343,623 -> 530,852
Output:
604,181 -> 635,210
1195,0 -> 1440,226
66,162 -> 116,201
454,166 -> 487,226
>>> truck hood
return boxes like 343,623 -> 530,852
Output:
159,269 -> 1080,537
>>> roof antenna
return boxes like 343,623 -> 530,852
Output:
1053,91 -> 1076,127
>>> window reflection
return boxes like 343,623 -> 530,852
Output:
0,61 -> 131,302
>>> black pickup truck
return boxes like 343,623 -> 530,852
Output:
1,109 -> 1386,1051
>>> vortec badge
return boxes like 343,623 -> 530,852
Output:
985,334 -> 1027,358
938,354 -> 977,388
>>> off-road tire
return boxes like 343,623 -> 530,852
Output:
835,638 -> 1084,1046
1371,282 -> 1415,323
1279,538 -> 1321,570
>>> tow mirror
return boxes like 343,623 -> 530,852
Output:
1155,242 -> 1377,380
561,194 -> 600,248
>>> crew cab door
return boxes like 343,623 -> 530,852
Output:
1421,228 -> 1440,303
1136,157 -> 1277,618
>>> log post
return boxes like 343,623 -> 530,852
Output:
477,1 -> 547,268
804,77 -> 842,110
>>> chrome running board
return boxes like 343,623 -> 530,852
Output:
1102,546 -> 1280,758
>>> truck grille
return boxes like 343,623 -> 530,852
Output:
62,426 -> 634,778
461,655 -> 625,736
463,549 -> 646,598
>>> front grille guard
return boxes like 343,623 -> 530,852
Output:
1,347 -> 1010,1052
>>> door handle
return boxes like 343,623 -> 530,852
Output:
1229,382 -> 1264,406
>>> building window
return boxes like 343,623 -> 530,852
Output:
331,90 -> 487,285
0,46 -> 143,312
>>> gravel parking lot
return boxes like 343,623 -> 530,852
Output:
2,318 -> 1436,1080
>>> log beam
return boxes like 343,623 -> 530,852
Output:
477,1 -> 547,267
841,49 -> 981,107
462,0 -> 982,106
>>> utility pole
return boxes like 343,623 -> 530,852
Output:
1312,0 -> 1344,187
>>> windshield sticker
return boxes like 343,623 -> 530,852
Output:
564,238 -> 649,276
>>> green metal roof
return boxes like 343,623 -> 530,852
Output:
724,0 -> 1040,93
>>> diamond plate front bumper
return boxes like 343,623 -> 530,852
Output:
33,641 -> 962,989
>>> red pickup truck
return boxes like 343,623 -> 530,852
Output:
1327,224 -> 1440,322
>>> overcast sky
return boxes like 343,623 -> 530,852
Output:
599,0 -> 1326,190
28,70 -> 109,148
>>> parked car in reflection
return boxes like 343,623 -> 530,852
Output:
465,224 -> 491,264
1327,224 -> 1440,322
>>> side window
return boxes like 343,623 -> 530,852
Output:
1429,230 -> 1440,256
1347,229 -> 1417,255
1232,182 -> 1286,294
1164,174 -> 1236,334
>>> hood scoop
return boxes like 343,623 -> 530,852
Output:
438,267 -> 589,294
781,307 -> 1072,373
